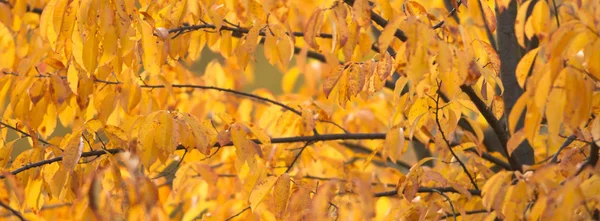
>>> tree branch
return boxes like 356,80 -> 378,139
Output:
432,189 -> 458,221
285,142 -> 312,173
340,142 -> 412,170
0,121 -> 51,146
460,85 -> 521,171
0,133 -> 386,179
439,209 -> 489,219
464,148 -> 511,170
575,142 -> 599,176
436,82 -> 479,190
225,206 -> 250,221
550,135 -> 577,163
433,0 -> 462,29
0,200 -> 26,221
342,0 -> 408,41
374,186 -> 481,197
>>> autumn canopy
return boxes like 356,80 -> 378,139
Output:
0,0 -> 599,220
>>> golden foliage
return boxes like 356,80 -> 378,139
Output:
0,0 -> 598,220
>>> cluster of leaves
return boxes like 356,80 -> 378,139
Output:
0,0 -> 598,220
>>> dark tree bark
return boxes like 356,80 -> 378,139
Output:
496,0 -> 534,167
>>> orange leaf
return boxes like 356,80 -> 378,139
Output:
61,132 -> 83,171
304,8 -> 325,51
352,0 -> 371,27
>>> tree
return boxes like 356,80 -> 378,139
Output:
0,0 -> 598,220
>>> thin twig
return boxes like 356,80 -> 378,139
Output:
436,82 -> 479,190
340,142 -> 411,170
464,148 -> 511,170
432,0 -> 462,29
0,200 -> 26,221
432,189 -> 457,221
285,142 -> 312,173
439,209 -> 489,219
550,135 -> 577,163
550,0 -> 560,27
93,80 -> 346,133
225,206 -> 251,221
0,121 -> 51,145
374,186 -> 481,197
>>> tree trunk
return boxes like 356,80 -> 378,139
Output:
496,0 -> 534,167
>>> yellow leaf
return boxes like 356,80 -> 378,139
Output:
506,129 -> 525,156
378,16 -> 402,55
39,0 -> 58,45
586,40 -> 600,81
277,35 -> 294,68
247,0 -> 266,22
408,97 -> 428,128
323,65 -> 344,98
343,20 -> 359,61
249,176 -> 278,211
231,123 -> 262,163
481,171 -> 512,212
282,67 -> 300,93
515,47 -> 539,89
336,67 -> 349,107
0,21 -> 16,70
407,42 -> 427,83
528,195 -> 546,221
78,0 -> 99,73
244,24 -> 260,61
25,177 -> 44,212
195,163 -> 218,186
545,21 -> 583,59
61,132 -> 83,171
0,140 -> 17,168
139,20 -> 160,75
332,4 -> 349,48
524,101 -> 542,144
475,40 -> 501,75
480,1 -> 496,33
304,8 -> 325,51
449,180 -> 473,199
515,0 -> 533,48
508,92 -> 530,134
273,174 -> 290,219
353,0 -> 371,27
377,51 -> 393,80
154,111 -> 176,163
347,63 -> 364,97
208,4 -> 228,33
139,111 -> 161,167
99,6 -> 117,66
592,117 -> 600,147
188,31 -> 206,61
66,64 -> 80,95
531,0 -> 550,39
492,95 -> 504,119
384,126 -> 405,162
55,0 -> 79,59
264,31 -> 279,65
405,1 -> 427,16
177,113 -> 211,154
